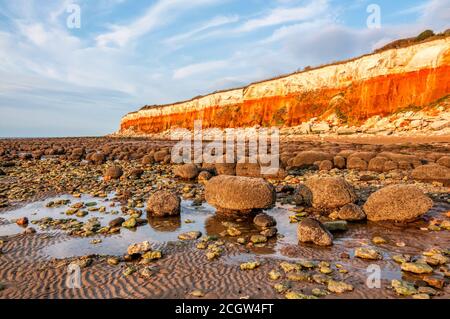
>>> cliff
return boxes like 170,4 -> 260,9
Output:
119,37 -> 450,135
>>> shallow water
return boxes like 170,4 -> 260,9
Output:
1,193 -> 449,265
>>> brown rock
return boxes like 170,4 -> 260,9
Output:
198,171 -> 213,184
368,157 -> 387,172
91,152 -> 106,164
329,203 -> 366,221
319,160 -> 333,171
147,191 -> 181,217
363,185 -> 433,222
109,217 -> 125,228
154,149 -> 169,162
142,154 -> 155,165
305,177 -> 357,210
347,156 -> 368,170
436,156 -> 450,168
290,151 -> 332,169
205,175 -> 276,213
174,163 -> 199,180
253,213 -> 276,227
104,165 -> 123,180
411,164 -> 450,184
297,218 -> 333,246
16,217 -> 29,226
383,160 -> 398,171
333,156 -> 346,169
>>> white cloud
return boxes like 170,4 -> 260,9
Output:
96,0 -> 221,47
237,0 -> 328,32
165,15 -> 239,47
173,60 -> 228,79
419,0 -> 450,31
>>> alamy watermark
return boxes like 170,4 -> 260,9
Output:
66,3 -> 81,29
366,264 -> 382,289
171,120 -> 280,175
367,4 -> 381,29
66,263 -> 81,289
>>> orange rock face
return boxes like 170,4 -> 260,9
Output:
120,39 -> 450,134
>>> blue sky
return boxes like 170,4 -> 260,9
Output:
0,0 -> 448,137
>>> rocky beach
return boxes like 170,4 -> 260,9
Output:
0,136 -> 449,299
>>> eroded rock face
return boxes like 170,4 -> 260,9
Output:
304,177 -> 357,210
205,175 -> 276,213
363,185 -> 433,222
297,218 -> 333,246
146,190 -> 181,217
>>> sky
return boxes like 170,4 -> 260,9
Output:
0,0 -> 449,137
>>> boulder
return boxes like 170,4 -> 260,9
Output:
363,185 -> 433,222
198,171 -> 213,184
348,152 -> 377,163
319,160 -> 333,171
329,203 -> 366,221
146,191 -> 181,217
297,218 -> 333,246
411,164 -> 450,184
205,175 -> 276,213
174,163 -> 199,180
104,165 -> 123,180
129,168 -> 144,179
109,217 -> 125,228
383,160 -> 398,171
91,152 -> 106,164
437,156 -> 450,168
154,149 -> 169,162
347,156 -> 368,170
368,157 -> 387,172
333,156 -> 346,169
292,184 -> 313,206
142,154 -> 155,165
289,151 -> 332,169
304,177 -> 357,210
253,213 -> 276,227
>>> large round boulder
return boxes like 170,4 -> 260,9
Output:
304,177 -> 357,210
363,185 -> 433,222
205,175 -> 276,213
146,190 -> 181,217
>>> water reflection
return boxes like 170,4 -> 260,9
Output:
147,215 -> 181,232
